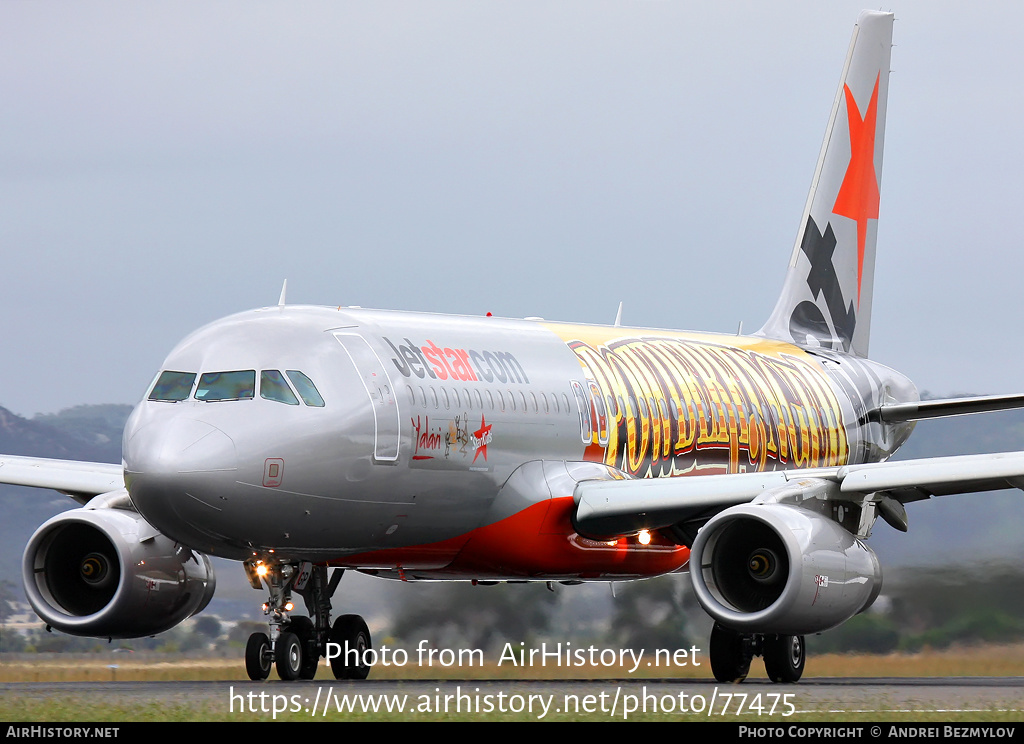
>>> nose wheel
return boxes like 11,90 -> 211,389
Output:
275,631 -> 303,681
243,560 -> 373,682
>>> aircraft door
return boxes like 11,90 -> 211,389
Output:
335,333 -> 401,463
570,380 -> 593,444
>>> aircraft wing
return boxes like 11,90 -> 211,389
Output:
878,394 -> 1024,422
0,455 -> 124,503
573,451 -> 1024,539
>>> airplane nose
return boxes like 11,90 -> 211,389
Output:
126,417 -> 236,474
124,417 -> 238,548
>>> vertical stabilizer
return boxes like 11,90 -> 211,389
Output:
757,11 -> 893,358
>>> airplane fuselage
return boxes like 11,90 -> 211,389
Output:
123,304 -> 917,580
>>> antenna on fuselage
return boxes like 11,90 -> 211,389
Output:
614,302 -> 623,327
278,279 -> 288,308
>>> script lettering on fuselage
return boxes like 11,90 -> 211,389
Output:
557,330 -> 850,478
409,412 -> 494,472
411,413 -> 472,460
384,337 -> 529,384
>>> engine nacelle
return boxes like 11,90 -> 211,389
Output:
689,503 -> 881,635
22,503 -> 216,638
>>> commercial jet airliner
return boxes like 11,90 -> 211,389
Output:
4,10 -> 1023,684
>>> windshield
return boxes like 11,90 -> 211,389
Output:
148,371 -> 196,402
196,371 -> 256,401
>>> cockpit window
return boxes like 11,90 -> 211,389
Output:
260,370 -> 299,405
148,371 -> 196,402
286,370 -> 325,407
196,370 -> 256,401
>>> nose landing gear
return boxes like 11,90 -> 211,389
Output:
242,560 -> 372,681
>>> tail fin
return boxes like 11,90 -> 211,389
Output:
758,10 -> 893,358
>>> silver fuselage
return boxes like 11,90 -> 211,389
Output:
123,305 -> 916,580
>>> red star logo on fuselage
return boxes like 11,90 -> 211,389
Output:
832,72 -> 881,308
472,415 -> 493,462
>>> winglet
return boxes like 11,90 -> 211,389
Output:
278,279 -> 288,308
758,11 -> 893,358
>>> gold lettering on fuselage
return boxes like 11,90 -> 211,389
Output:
566,335 -> 848,478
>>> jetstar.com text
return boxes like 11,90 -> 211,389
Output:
385,337 -> 529,384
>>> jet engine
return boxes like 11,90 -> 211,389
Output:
688,503 -> 881,635
22,501 -> 216,638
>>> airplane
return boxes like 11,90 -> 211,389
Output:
4,9 -> 1024,685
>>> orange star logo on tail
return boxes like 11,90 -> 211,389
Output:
832,72 -> 881,308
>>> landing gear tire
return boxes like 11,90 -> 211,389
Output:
286,616 -> 320,680
245,632 -> 272,681
710,623 -> 751,683
764,634 -> 805,683
275,630 -> 303,681
329,614 -> 371,680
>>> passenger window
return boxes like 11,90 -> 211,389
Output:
196,371 -> 255,401
286,370 -> 325,407
148,371 -> 196,402
260,370 -> 299,405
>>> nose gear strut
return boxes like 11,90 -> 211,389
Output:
242,560 -> 372,681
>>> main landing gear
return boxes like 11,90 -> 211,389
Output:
709,622 -> 805,683
242,561 -> 373,681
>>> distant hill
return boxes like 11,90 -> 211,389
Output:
872,401 -> 1024,566
0,404 -> 131,463
0,404 -> 133,585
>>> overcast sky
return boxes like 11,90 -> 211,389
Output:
2,1 -> 1022,417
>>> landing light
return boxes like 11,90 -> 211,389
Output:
256,563 -> 268,577
638,530 -> 651,545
